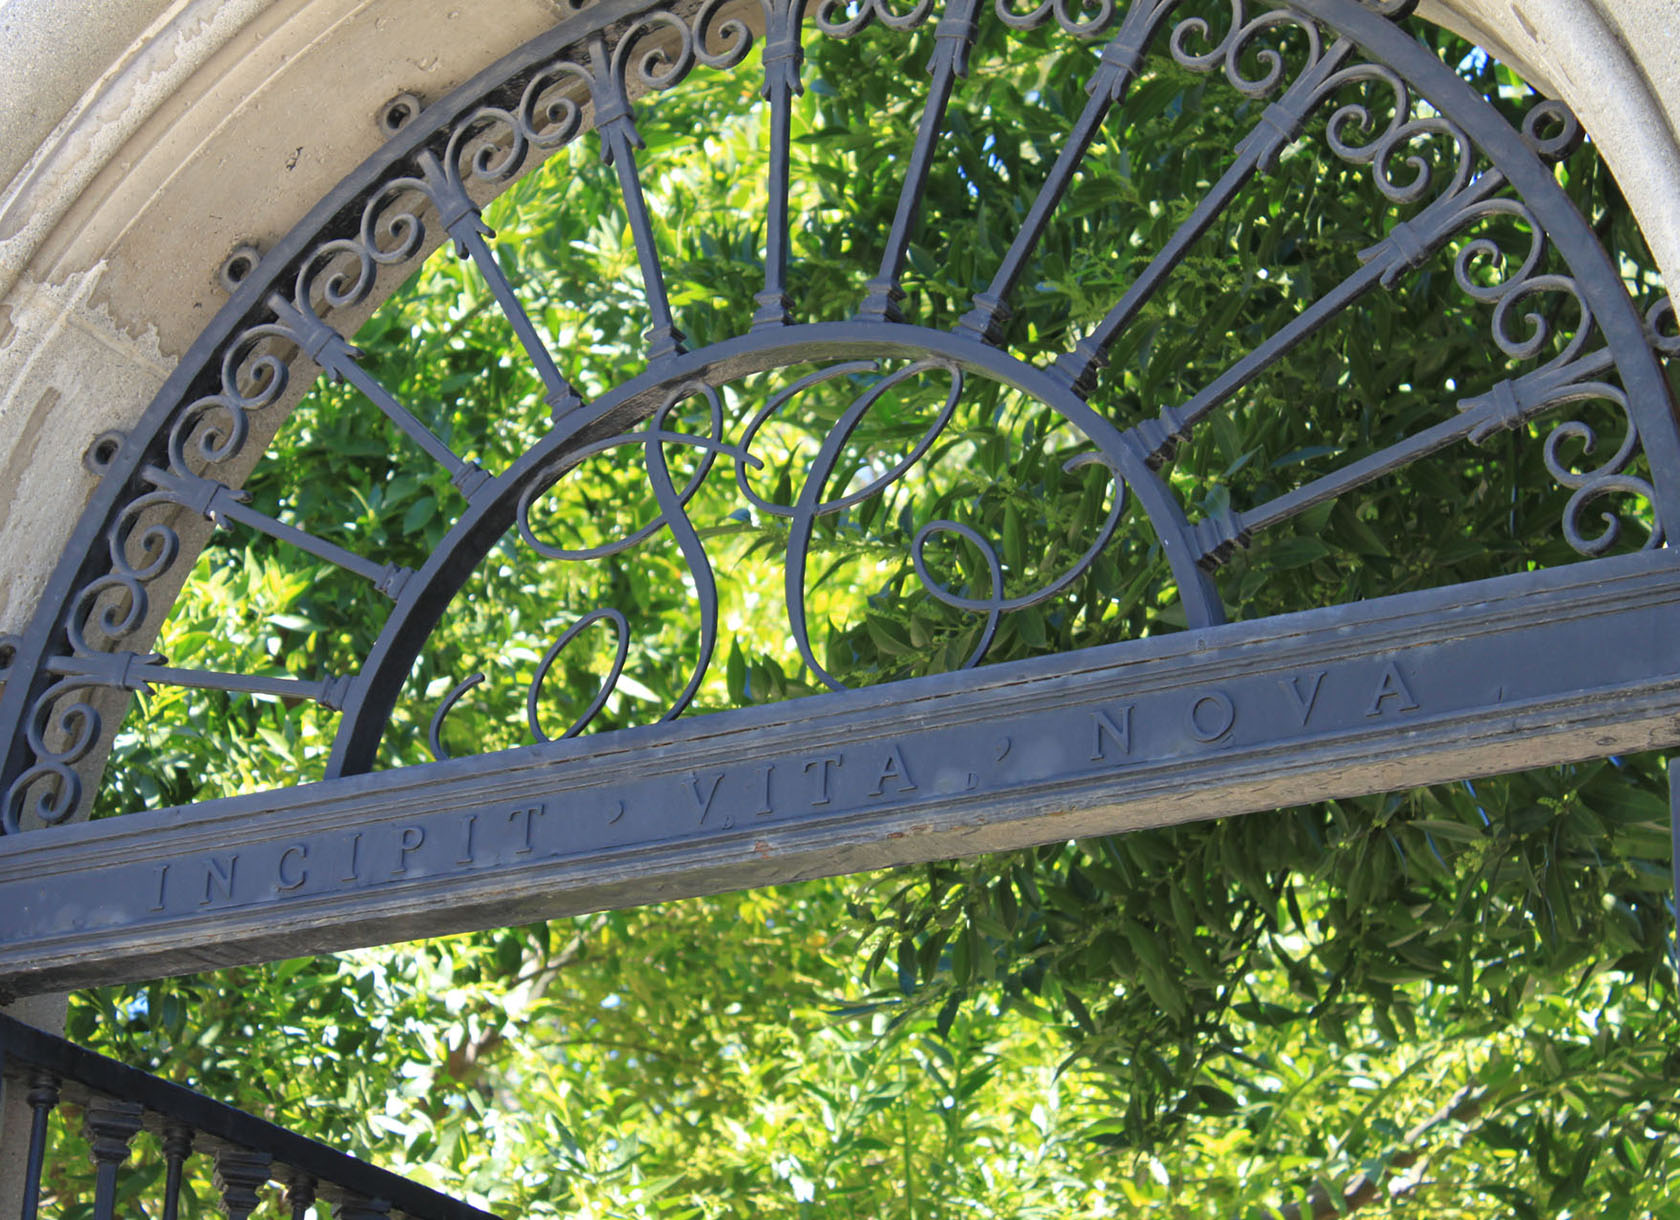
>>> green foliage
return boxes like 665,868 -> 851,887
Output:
71,7 -> 1680,1219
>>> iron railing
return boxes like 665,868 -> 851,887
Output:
0,1013 -> 496,1220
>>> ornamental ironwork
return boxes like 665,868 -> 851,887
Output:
0,0 -> 1677,994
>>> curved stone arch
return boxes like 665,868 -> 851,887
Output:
0,0 -> 1678,993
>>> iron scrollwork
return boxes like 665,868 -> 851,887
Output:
424,359 -> 1131,756
4,0 -> 1679,831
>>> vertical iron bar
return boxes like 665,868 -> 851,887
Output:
1053,38 -> 1355,396
455,226 -> 586,418
858,0 -> 984,322
83,1099 -> 143,1220
205,497 -> 413,598
213,1147 -> 274,1220
159,1122 -> 193,1220
587,33 -> 686,364
957,0 -> 1171,344
1157,258 -> 1387,445
334,361 -> 491,496
19,1070 -> 59,1220
752,0 -> 810,330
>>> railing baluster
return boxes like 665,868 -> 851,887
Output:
19,1070 -> 59,1220
83,1099 -> 144,1220
160,1122 -> 194,1220
0,1014 -> 493,1220
333,1192 -> 391,1220
215,1147 -> 274,1220
858,0 -> 984,322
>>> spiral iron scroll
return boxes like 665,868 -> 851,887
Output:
424,361 -> 1129,758
3,0 -> 1678,830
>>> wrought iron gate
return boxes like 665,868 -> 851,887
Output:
0,0 -> 1677,993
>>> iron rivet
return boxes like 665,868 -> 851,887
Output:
218,245 -> 263,294
379,93 -> 422,135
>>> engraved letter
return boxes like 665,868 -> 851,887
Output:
341,832 -> 362,884
1188,691 -> 1236,743
752,765 -> 775,816
150,864 -> 170,912
868,744 -> 917,797
1090,707 -> 1133,760
1366,661 -> 1420,717
509,805 -> 545,854
201,855 -> 238,906
686,772 -> 727,824
1280,671 -> 1326,726
458,814 -> 478,865
276,844 -> 309,892
804,754 -> 842,806
394,825 -> 426,876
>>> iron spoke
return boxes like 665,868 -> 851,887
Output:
957,0 -> 1178,344
858,0 -> 985,322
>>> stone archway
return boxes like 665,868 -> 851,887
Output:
2,0 -> 1679,651
0,1 -> 1676,1207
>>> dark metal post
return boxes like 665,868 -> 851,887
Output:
284,1167 -> 318,1220
19,1072 -> 60,1220
83,1099 -> 143,1220
159,1121 -> 193,1220
214,1146 -> 274,1220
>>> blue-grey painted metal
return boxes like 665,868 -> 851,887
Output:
0,0 -> 1676,991
3,550 -> 1680,995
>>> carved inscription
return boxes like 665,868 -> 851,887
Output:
868,745 -> 916,797
201,855 -> 237,906
341,832 -> 363,883
39,653 -> 1438,926
15,553 -> 1680,998
1368,661 -> 1420,716
509,805 -> 545,853
687,772 -> 726,824
277,844 -> 308,892
457,813 -> 478,865
394,826 -> 425,875
1187,691 -> 1235,743
804,755 -> 842,805
1280,671 -> 1325,725
1090,707 -> 1132,760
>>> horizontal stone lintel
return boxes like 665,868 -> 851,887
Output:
3,549 -> 1679,997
